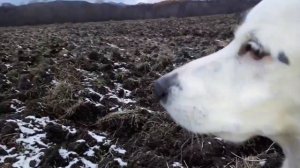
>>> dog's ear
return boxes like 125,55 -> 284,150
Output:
236,8 -> 253,24
236,10 -> 248,24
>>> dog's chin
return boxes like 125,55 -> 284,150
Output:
161,100 -> 254,143
161,101 -> 206,131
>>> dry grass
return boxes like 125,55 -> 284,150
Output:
44,80 -> 78,116
228,155 -> 265,168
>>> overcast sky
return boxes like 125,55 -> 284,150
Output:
0,0 -> 163,5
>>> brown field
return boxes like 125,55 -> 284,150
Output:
0,15 -> 283,168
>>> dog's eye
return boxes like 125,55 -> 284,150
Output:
239,41 -> 268,60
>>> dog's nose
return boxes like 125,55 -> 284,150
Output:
154,73 -> 178,101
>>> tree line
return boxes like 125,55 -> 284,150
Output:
0,0 -> 260,27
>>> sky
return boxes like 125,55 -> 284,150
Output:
0,0 -> 163,5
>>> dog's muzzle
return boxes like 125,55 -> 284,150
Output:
154,73 -> 179,103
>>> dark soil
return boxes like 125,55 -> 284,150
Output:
0,15 -> 283,168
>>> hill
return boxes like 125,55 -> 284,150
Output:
0,0 -> 260,26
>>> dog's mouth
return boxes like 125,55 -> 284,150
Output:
162,102 -> 255,142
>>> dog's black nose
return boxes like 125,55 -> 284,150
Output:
154,73 -> 179,101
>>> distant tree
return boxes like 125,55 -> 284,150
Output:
0,0 -> 261,27
95,0 -> 106,3
28,0 -> 41,4
1,2 -> 14,7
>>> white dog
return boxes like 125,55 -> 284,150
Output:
154,0 -> 300,167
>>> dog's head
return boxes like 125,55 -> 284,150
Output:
155,0 -> 300,142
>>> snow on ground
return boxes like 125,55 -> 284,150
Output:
106,43 -> 125,51
76,66 -> 136,113
106,83 -> 136,105
110,145 -> 126,155
2,74 -> 12,85
172,162 -> 184,168
83,87 -> 105,107
76,68 -> 103,87
4,64 -> 12,68
114,158 -> 128,167
0,115 -> 127,167
0,40 -> 136,168
10,99 -> 26,113
88,131 -> 106,143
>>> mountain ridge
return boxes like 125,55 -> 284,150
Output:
0,0 -> 260,27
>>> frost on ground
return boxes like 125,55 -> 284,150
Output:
0,116 -> 126,167
172,162 -> 184,168
10,99 -> 26,113
114,158 -> 128,167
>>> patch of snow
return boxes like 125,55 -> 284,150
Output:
106,83 -> 136,106
45,69 -> 52,75
76,68 -> 86,73
4,64 -> 12,68
18,125 -> 36,135
2,117 -> 50,167
11,99 -> 22,104
86,88 -> 104,99
114,67 -> 129,73
109,106 -> 119,111
0,145 -> 15,154
59,148 -> 69,159
17,133 -> 49,150
140,107 -> 155,113
259,160 -> 266,166
110,145 -> 126,155
59,148 -> 77,159
84,88 -> 104,106
76,68 -> 103,87
76,139 -> 86,143
0,145 -> 6,150
172,162 -> 184,168
64,157 -> 98,168
10,105 -> 26,113
91,145 -> 101,150
17,45 -> 22,49
65,158 -> 79,168
6,79 -> 12,84
0,116 -> 78,167
24,116 -> 50,127
0,107 -> 126,168
114,158 -> 127,167
106,43 -> 125,51
84,98 -> 103,107
62,125 -> 77,134
13,152 -> 44,168
51,80 -> 60,86
88,131 -> 106,143
109,94 -> 136,104
214,137 -> 223,141
103,140 -> 111,146
84,148 -> 95,157
0,154 -> 18,163
10,99 -> 26,113
81,157 -> 98,168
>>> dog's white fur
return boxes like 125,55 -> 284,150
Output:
158,0 -> 300,167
